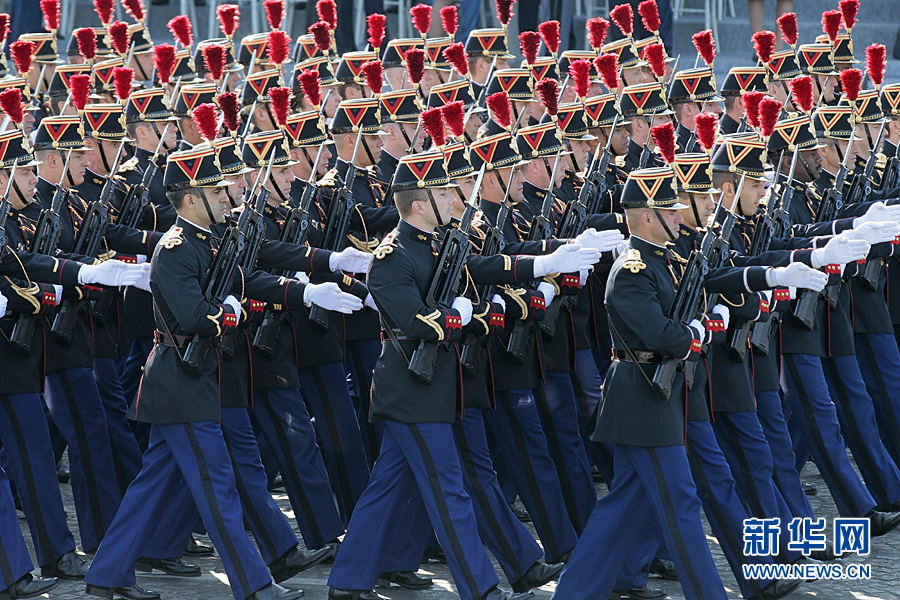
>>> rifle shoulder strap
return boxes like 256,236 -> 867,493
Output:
380,315 -> 411,366
153,297 -> 187,364
607,315 -> 657,394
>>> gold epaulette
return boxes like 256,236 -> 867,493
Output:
621,248 -> 646,273
159,226 -> 184,250
317,168 -> 339,188
373,232 -> 397,260
348,233 -> 380,253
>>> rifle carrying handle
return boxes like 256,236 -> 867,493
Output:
505,320 -> 529,365
50,301 -> 80,347
308,304 -> 330,332
408,339 -> 439,385
792,289 -> 818,331
252,308 -> 282,358
181,337 -> 210,379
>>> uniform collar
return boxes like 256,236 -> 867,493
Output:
335,158 -> 369,180
398,219 -> 435,245
629,235 -> 668,260
175,215 -> 212,240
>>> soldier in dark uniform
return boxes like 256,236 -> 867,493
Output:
668,68 -> 723,152
619,82 -> 672,173
375,88 -> 423,188
717,66 -> 767,136
83,143 -> 325,600
463,29 -> 514,102
173,84 -> 218,150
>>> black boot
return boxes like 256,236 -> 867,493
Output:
184,536 -> 214,557
246,583 -> 305,599
85,583 -> 160,600
376,571 -> 433,589
41,550 -> 90,579
135,557 -> 201,576
269,546 -> 332,583
0,573 -> 59,599
511,561 -> 564,593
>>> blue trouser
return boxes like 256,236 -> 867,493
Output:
551,444 -> 728,600
251,387 -> 344,549
298,361 -> 370,525
44,367 -> 122,552
85,422 -> 273,600
571,349 -> 614,481
0,393 -> 76,567
781,353 -> 877,517
855,332 -> 900,467
328,421 -> 499,600
0,465 -> 35,591
344,339 -> 382,467
754,390 -> 815,520
93,357 -> 143,492
484,389 -> 578,563
821,354 -> 900,509
535,371 -> 596,534
686,421 -> 775,598
119,337 -> 154,451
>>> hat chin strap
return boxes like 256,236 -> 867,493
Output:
98,141 -> 112,175
426,188 -> 446,227
653,207 -> 677,241
269,169 -> 290,205
687,192 -> 702,229
797,151 -> 816,181
12,178 -> 28,206
197,187 -> 219,225
135,58 -> 151,83
225,187 -> 239,209
361,136 -> 376,168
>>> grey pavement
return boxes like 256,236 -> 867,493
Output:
25,456 -> 900,600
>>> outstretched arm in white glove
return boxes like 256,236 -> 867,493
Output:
853,202 -> 900,227
767,263 -> 829,292
533,244 -> 601,277
810,236 -> 870,268
842,221 -> 900,245
329,247 -> 374,274
573,228 -> 625,253
303,282 -> 365,314
78,260 -> 146,287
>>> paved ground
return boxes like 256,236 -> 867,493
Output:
23,456 -> 900,600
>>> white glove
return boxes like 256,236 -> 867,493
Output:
579,269 -> 589,286
573,228 -> 625,253
842,221 -> 900,245
491,293 -> 506,312
612,240 -> 627,259
132,264 -> 151,292
853,201 -> 900,227
533,244 -> 601,277
294,271 -> 310,284
537,281 -> 556,306
329,247 -> 374,274
303,282 -> 364,314
134,254 -> 147,264
0,290 -> 7,316
53,285 -> 63,305
712,304 -> 730,329
767,263 -> 828,291
451,296 -> 473,326
78,260 -> 145,287
223,294 -> 241,316
789,286 -> 797,299
365,293 -> 378,311
761,290 -> 773,303
810,236 -> 870,268
688,318 -> 704,342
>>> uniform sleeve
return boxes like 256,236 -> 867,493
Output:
0,277 -> 59,315
499,238 -> 565,255
350,203 -> 400,233
239,268 -> 308,312
0,248 -> 84,287
498,287 -> 547,322
256,239 -> 334,273
466,254 -> 536,286
704,265 -> 771,294
103,223 -> 163,256
368,249 -> 464,342
585,212 -> 628,235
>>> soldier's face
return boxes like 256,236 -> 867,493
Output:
269,165 -> 296,198
456,175 -> 476,202
303,144 -> 332,176
323,88 -> 342,118
359,135 -> 384,167
739,177 -> 766,215
0,167 -> 37,209
207,187 -> 231,223
623,66 -> 652,87
818,75 -> 837,103
515,101 -> 542,127
652,208 -> 684,241
230,173 -> 248,202
68,151 -> 89,186
567,139 -> 591,171
799,148 -> 823,180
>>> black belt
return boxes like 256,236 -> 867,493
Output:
381,329 -> 415,342
154,330 -> 192,349
613,349 -> 663,364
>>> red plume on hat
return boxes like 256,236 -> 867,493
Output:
421,107 -> 446,148
93,0 -> 114,25
751,30 -> 775,64
122,0 -> 145,22
168,15 -> 193,49
866,44 -> 886,89
267,30 -> 291,65
821,10 -> 842,44
776,12 -> 798,48
361,59 -> 384,96
440,5 -> 458,38
643,43 -> 666,79
535,77 -> 559,119
9,41 -> 34,76
587,17 -> 609,51
694,112 -> 718,154
691,30 -> 715,68
495,0 -> 515,28
638,0 -> 660,34
569,59 -> 592,101
486,91 -> 512,129
298,69 -> 322,108
154,44 -> 177,86
0,14 -> 9,46
309,21 -> 332,53
217,4 -> 240,39
742,90 -> 764,128
317,0 -> 338,29
0,89 -> 24,126
203,43 -> 227,82
595,53 -> 619,91
789,75 -> 814,113
75,27 -> 98,62
841,68 -> 863,102
443,43 -> 469,77
367,13 -> 387,51
70,74 -> 91,112
758,98 -> 782,139
109,21 -> 131,56
519,31 -> 541,65
539,21 -> 561,56
441,101 -> 466,138
410,3 -> 432,37
113,66 -> 134,103
650,122 -> 675,164
192,103 -> 220,143
217,91 -> 240,133
610,3 -> 634,38
270,87 -> 291,128
406,47 -> 426,86
40,0 -> 60,31
265,0 -> 285,30
839,0 -> 859,33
